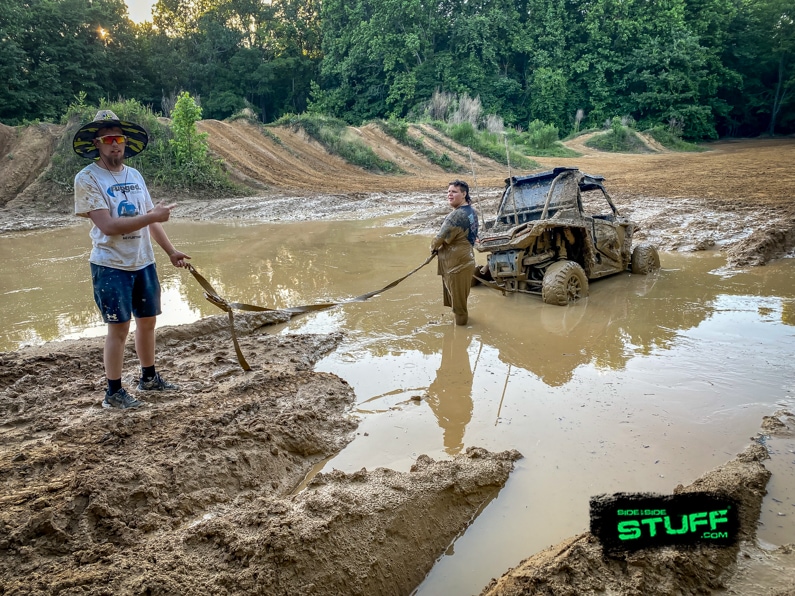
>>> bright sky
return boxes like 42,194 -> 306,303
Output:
125,0 -> 156,24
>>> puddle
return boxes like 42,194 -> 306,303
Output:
1,219 -> 794,594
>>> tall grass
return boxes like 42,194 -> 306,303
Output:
645,125 -> 705,151
516,120 -> 580,157
585,117 -> 649,153
376,119 -> 458,171
275,113 -> 402,173
433,121 -> 537,169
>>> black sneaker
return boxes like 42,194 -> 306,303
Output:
102,388 -> 144,409
137,373 -> 178,391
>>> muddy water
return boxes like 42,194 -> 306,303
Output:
2,219 -> 795,594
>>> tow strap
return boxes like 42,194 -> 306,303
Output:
184,253 -> 437,371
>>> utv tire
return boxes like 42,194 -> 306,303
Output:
542,260 -> 589,306
631,244 -> 660,274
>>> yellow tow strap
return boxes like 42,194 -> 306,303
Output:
185,253 -> 437,371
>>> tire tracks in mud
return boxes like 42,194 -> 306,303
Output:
198,119 -> 516,193
349,123 -> 448,176
198,119 -> 479,193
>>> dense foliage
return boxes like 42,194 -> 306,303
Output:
1,0 -> 792,139
46,96 -> 235,192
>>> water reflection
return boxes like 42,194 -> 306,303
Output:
426,325 -> 474,455
2,219 -> 795,595
0,220 -> 415,351
3,222 -> 794,383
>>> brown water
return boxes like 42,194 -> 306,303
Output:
2,219 -> 794,594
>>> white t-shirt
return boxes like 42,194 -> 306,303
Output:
74,162 -> 156,271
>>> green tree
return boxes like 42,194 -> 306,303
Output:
170,91 -> 208,166
0,0 -> 146,124
620,27 -> 718,138
150,0 -> 320,121
0,1 -> 30,123
528,67 -> 569,128
735,0 -> 795,134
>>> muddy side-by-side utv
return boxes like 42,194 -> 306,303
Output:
475,167 -> 660,305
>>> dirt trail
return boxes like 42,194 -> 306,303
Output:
350,123 -> 448,176
637,131 -> 668,152
409,123 -> 510,175
196,119 -> 507,193
196,119 -> 371,191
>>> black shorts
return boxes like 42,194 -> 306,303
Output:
90,263 -> 162,324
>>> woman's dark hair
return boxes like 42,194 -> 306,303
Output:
449,179 -> 471,203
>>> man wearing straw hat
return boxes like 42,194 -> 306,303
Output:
73,110 -> 190,409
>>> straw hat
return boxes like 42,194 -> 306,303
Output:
72,109 -> 148,159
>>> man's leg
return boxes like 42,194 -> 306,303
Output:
105,321 -> 131,380
134,315 -> 178,391
134,316 -> 156,368
448,265 -> 475,326
102,320 -> 143,409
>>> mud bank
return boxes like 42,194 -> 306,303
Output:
0,312 -> 521,595
481,411 -> 795,596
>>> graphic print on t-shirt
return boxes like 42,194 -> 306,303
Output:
117,198 -> 139,217
108,183 -> 143,199
75,163 -> 157,269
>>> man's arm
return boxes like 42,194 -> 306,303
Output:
150,221 -> 191,268
87,201 -> 175,236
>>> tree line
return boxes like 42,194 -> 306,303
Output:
1,0 -> 792,139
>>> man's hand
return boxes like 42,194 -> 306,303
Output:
169,251 -> 191,268
149,201 -> 177,223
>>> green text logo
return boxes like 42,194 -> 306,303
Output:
590,492 -> 739,553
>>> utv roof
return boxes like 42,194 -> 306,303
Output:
505,167 -> 606,192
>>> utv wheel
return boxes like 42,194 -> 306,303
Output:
631,244 -> 660,274
542,261 -> 589,306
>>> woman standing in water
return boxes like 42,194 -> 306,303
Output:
430,179 -> 479,326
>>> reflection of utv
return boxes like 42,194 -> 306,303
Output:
476,167 -> 660,305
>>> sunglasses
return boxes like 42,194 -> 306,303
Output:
95,134 -> 127,145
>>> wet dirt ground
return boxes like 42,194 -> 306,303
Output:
2,126 -> 795,594
2,217 -> 794,594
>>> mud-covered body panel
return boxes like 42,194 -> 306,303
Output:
476,168 -> 641,297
